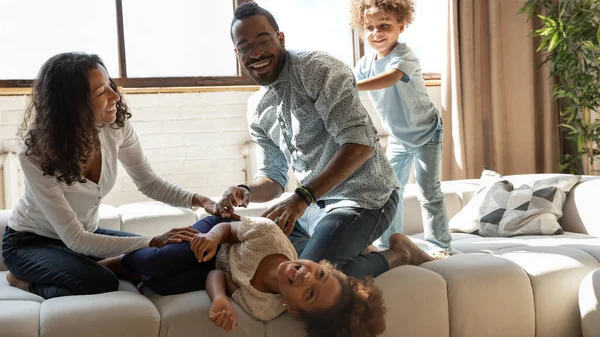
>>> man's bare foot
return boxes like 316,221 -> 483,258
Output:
99,256 -> 143,283
6,271 -> 30,292
381,234 -> 435,268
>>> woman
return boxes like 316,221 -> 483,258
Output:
1,52 -> 215,299
117,215 -> 434,337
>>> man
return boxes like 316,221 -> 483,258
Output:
216,2 -> 402,278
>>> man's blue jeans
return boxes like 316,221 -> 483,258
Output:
289,189 -> 399,279
383,128 -> 452,250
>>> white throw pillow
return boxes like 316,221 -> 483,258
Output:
449,169 -> 581,237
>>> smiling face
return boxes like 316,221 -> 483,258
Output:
231,15 -> 286,85
363,6 -> 405,59
89,64 -> 120,125
277,259 -> 343,315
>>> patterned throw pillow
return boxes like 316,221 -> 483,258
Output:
449,168 -> 581,237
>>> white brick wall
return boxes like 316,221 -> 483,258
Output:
0,87 -> 441,207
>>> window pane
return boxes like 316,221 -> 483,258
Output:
0,0 -> 119,80
123,0 -> 237,78
257,0 -> 354,67
363,0 -> 447,73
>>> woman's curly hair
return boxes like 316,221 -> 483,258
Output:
350,0 -> 415,36
18,52 -> 131,185
299,261 -> 386,337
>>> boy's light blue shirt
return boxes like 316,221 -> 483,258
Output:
355,42 -> 440,147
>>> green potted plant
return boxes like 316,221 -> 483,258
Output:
519,0 -> 600,175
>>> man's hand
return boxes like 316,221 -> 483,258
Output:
190,233 -> 220,262
215,186 -> 249,219
261,193 -> 308,235
149,226 -> 199,247
209,296 -> 237,332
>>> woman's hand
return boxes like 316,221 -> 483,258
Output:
209,296 -> 237,332
149,226 -> 199,247
190,232 -> 220,262
193,194 -> 217,215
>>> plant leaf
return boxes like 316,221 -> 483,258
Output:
548,32 -> 560,51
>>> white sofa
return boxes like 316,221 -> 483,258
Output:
1,174 -> 600,337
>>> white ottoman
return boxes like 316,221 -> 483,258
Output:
580,268 -> 600,337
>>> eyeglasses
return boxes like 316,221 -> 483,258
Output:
235,31 -> 279,56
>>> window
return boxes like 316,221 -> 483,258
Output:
122,0 -> 237,78
258,0 -> 355,67
361,0 -> 446,77
0,0 -> 119,80
0,0 -> 444,88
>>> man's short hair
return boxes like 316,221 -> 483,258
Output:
230,2 -> 280,41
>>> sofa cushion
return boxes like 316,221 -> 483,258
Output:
98,204 -> 121,231
579,268 -> 600,337
39,291 -> 160,337
561,178 -> 600,237
374,265 -> 449,337
422,254 -> 535,337
0,271 -> 44,303
0,300 -> 40,337
141,287 -> 265,337
449,169 -> 580,237
494,246 -> 600,337
118,202 -> 197,237
402,183 -> 476,236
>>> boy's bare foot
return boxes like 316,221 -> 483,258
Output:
99,255 -> 143,283
6,271 -> 30,292
381,234 -> 435,268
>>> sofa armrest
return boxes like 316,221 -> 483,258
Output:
561,178 -> 600,237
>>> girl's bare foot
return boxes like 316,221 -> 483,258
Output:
6,271 -> 30,292
432,250 -> 450,260
99,255 -> 143,283
381,234 -> 435,268
362,245 -> 379,255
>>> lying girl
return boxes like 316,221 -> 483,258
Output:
107,216 -> 434,337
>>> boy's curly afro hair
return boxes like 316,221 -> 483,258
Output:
299,261 -> 387,337
350,0 -> 415,36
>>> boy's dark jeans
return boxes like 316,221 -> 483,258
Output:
1,226 -> 138,299
289,189 -> 400,279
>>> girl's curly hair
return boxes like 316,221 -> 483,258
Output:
350,0 -> 415,36
18,52 -> 131,185
299,261 -> 387,337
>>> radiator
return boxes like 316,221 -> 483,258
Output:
0,153 -> 23,210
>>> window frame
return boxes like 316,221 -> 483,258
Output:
0,0 -> 440,89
